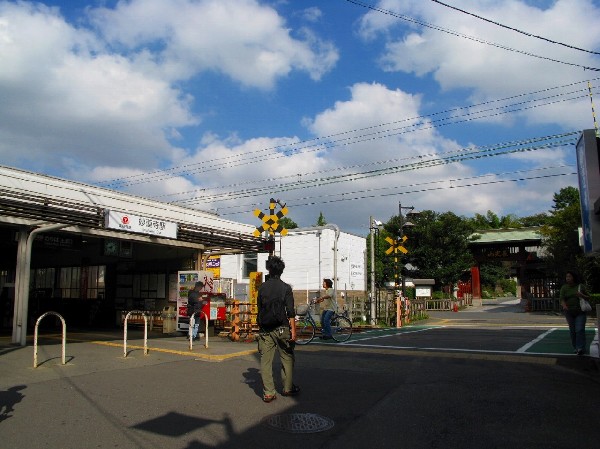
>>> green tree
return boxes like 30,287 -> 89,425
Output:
470,210 -> 500,229
316,212 -> 327,226
518,213 -> 548,227
278,217 -> 298,230
469,210 -> 522,229
552,186 -> 580,210
400,211 -> 476,288
540,187 -> 582,275
366,227 -> 396,288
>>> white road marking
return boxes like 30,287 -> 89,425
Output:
516,328 -> 557,353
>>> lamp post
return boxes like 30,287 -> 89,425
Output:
398,202 -> 416,298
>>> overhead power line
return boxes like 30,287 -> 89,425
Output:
429,0 -> 600,55
103,80 -> 597,191
172,132 -> 579,206
344,0 -> 600,71
212,165 -> 576,215
217,170 -> 577,217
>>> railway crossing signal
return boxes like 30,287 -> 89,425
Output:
385,235 -> 408,255
253,198 -> 289,237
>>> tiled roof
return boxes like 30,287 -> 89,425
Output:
470,227 -> 542,244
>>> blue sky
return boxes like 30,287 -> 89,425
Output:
1,0 -> 600,235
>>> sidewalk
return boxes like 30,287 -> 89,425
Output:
2,310 -> 600,449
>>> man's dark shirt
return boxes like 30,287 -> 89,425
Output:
187,290 -> 207,316
257,277 -> 294,330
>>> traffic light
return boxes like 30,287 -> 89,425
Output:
262,237 -> 275,253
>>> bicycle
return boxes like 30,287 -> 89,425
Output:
295,300 -> 352,345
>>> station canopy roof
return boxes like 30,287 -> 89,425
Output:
0,165 -> 262,254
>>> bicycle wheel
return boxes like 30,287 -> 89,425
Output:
295,317 -> 316,345
330,316 -> 352,342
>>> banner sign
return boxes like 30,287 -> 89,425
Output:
105,210 -> 177,239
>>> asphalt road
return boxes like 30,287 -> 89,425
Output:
1,299 -> 599,449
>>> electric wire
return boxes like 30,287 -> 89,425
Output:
344,0 -> 600,71
429,0 -> 600,55
173,132 -> 578,205
218,171 -> 577,216
99,79 -> 599,189
105,84 -> 595,192
211,165 -> 576,214
156,100 -> 577,201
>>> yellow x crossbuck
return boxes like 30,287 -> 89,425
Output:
253,198 -> 288,237
385,235 -> 408,255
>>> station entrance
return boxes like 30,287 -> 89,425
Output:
0,166 -> 262,344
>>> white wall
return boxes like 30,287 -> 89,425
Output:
219,227 -> 366,295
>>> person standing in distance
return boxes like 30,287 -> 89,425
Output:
315,278 -> 336,340
257,255 -> 299,403
559,271 -> 590,355
187,281 -> 206,340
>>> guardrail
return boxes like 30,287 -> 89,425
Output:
123,310 -> 148,358
189,311 -> 209,350
33,311 -> 66,368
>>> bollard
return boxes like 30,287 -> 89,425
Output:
123,310 -> 149,357
188,311 -> 209,350
33,311 -> 67,368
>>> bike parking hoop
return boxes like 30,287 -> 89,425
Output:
123,310 -> 149,358
33,311 -> 66,368
188,311 -> 209,350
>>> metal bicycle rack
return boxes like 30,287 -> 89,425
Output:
123,310 -> 149,358
188,311 -> 209,350
33,311 -> 66,368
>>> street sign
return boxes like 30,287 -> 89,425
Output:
385,235 -> 408,255
253,198 -> 289,237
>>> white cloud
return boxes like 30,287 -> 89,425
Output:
89,0 -> 338,88
0,0 -> 583,233
358,0 -> 600,130
0,2 -> 195,172
0,0 -> 337,178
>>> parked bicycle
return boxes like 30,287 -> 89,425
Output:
295,300 -> 352,345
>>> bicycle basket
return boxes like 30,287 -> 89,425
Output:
295,304 -> 309,316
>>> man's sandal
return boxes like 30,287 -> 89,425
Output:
262,394 -> 276,403
282,385 -> 301,396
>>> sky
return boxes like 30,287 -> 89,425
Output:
1,0 -> 600,236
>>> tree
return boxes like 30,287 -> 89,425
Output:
469,210 -> 522,229
408,211 -> 476,287
278,217 -> 298,230
518,213 -> 548,227
539,187 -> 582,276
370,210 -> 476,290
552,186 -> 580,210
366,226 -> 396,288
316,212 -> 327,226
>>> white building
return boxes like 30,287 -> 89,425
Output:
220,226 -> 366,303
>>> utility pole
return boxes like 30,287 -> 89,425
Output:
369,216 -> 376,326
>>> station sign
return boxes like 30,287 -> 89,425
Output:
105,210 -> 178,239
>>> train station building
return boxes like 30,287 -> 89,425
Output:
0,165 -> 367,345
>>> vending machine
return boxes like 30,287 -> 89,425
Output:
176,270 -> 214,332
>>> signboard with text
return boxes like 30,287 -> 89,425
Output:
105,210 -> 177,239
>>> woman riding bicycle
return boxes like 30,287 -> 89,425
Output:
315,278 -> 336,340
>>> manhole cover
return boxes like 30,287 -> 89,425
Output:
261,413 -> 334,433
